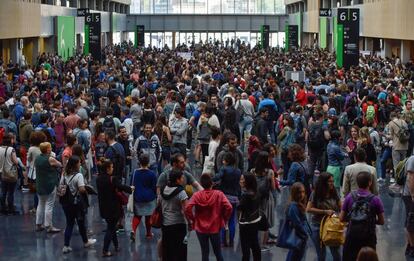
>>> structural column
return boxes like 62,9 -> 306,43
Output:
381,39 -> 392,59
364,37 -> 373,52
401,40 -> 411,63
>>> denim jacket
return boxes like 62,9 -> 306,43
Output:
327,140 -> 347,166
280,161 -> 306,186
286,202 -> 311,239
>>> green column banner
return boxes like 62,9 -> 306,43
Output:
57,16 -> 75,61
336,24 -> 344,68
333,16 -> 338,51
296,12 -> 302,47
319,17 -> 327,49
84,23 -> 89,55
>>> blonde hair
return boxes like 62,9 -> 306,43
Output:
39,142 -> 52,154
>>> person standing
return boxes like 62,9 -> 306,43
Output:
0,134 -> 19,215
185,174 -> 233,261
238,174 -> 261,261
134,123 -> 161,175
96,159 -> 133,257
104,130 -> 126,180
388,111 -> 409,173
402,155 -> 414,257
235,92 -> 255,142
60,156 -> 96,254
285,182 -> 312,261
130,154 -> 157,242
342,148 -> 378,197
306,172 -> 341,261
326,130 -> 347,192
339,171 -> 385,261
34,142 -> 62,232
169,107 -> 189,155
160,169 -> 190,261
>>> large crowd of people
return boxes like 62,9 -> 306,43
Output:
1,39 -> 414,261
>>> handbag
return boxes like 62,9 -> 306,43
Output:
127,173 -> 135,213
111,176 -> 128,205
1,147 -> 18,183
150,201 -> 163,228
276,218 -> 305,250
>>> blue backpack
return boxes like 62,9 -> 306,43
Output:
281,129 -> 296,151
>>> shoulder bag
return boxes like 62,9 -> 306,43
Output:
1,147 -> 18,183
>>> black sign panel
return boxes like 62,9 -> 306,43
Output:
77,8 -> 90,17
319,8 -> 332,17
136,25 -> 145,47
288,25 -> 299,49
86,13 -> 101,61
261,25 -> 270,49
338,8 -> 360,69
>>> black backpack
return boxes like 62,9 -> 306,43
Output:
58,174 -> 78,206
108,145 -> 125,178
347,192 -> 376,238
308,122 -> 325,150
103,116 -> 116,134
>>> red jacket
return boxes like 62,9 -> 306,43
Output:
296,89 -> 307,107
185,189 -> 233,234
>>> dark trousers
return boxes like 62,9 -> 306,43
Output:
1,181 -> 16,211
104,218 -> 118,252
200,144 -> 209,165
187,129 -> 193,149
162,224 -> 187,261
62,204 -> 88,246
343,234 -> 376,261
281,149 -> 291,180
172,143 -> 187,156
196,232 -> 223,261
308,149 -> 324,177
240,224 -> 261,261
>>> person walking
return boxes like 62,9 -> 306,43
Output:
60,156 -> 96,254
185,174 -> 233,261
130,154 -> 157,242
96,159 -> 133,257
306,172 -> 342,261
34,142 -> 62,232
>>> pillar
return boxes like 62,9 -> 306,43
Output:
381,39 -> 392,59
172,32 -> 176,49
80,0 -> 87,8
401,40 -> 411,63
9,39 -> 22,67
364,37 -> 373,51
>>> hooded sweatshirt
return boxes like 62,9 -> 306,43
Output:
185,189 -> 233,234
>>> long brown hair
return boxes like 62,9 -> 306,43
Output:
289,182 -> 307,213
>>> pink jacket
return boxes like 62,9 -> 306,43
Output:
185,189 -> 233,234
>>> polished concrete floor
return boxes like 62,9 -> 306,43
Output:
0,179 -> 411,261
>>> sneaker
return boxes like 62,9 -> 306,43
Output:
390,178 -> 396,183
62,246 -> 72,254
35,225 -> 45,232
377,178 -> 384,182
261,246 -> 270,252
47,226 -> 61,233
84,238 -> 97,248
22,186 -> 30,192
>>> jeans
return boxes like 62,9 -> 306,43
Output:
0,181 -> 16,211
310,223 -> 341,261
380,147 -> 392,179
62,204 -> 88,247
103,218 -> 118,252
196,232 -> 223,261
133,122 -> 142,140
239,116 -> 253,140
162,224 -> 187,261
286,239 -> 307,261
239,224 -> 261,261
221,204 -> 237,245
36,188 -> 56,227
392,149 -> 407,173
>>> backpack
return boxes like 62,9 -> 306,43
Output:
125,82 -> 134,97
263,104 -> 279,122
338,112 -> 349,127
103,116 -> 116,134
0,127 -> 4,144
293,115 -> 303,140
347,192 -> 376,238
396,158 -> 409,186
319,215 -> 346,246
280,128 -> 296,151
365,105 -> 375,123
255,170 -> 271,200
308,123 -> 325,150
108,145 -> 125,178
57,174 -> 78,206
393,121 -> 410,143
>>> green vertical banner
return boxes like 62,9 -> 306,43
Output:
296,12 -> 302,47
284,24 -> 289,51
319,17 -> 327,49
57,16 -> 75,61
336,24 -> 344,68
84,23 -> 89,55
333,17 -> 338,51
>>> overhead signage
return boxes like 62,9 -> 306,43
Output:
319,8 -> 332,17
336,8 -> 360,69
84,13 -> 101,61
77,8 -> 90,17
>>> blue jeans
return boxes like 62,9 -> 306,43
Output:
380,147 -> 392,179
239,116 -> 253,139
196,232 -> 223,261
310,223 -> 341,261
221,203 -> 237,245
286,239 -> 307,261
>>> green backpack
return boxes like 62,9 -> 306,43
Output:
396,158 -> 408,186
365,105 -> 375,123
